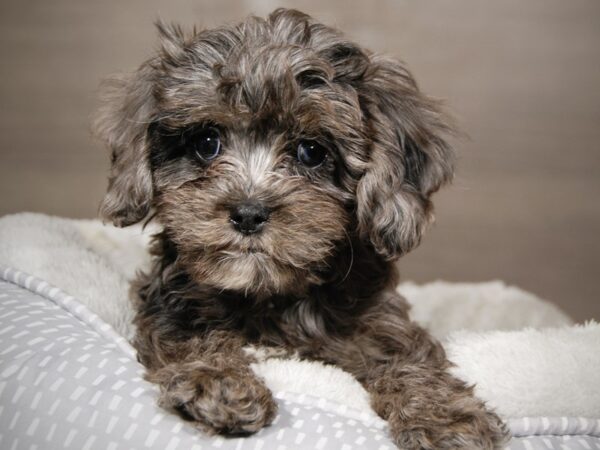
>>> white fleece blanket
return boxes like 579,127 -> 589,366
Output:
0,213 -> 598,420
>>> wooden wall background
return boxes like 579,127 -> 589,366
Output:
1,0 -> 598,321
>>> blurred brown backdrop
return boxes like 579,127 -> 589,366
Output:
0,0 -> 598,321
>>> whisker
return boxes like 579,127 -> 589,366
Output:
336,229 -> 354,286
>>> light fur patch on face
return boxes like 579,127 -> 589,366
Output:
193,250 -> 300,296
233,142 -> 280,195
221,253 -> 263,292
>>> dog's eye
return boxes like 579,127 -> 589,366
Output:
192,127 -> 221,161
297,140 -> 327,168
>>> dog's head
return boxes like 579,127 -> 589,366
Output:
95,9 -> 454,295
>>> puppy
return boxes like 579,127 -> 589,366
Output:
95,9 -> 507,449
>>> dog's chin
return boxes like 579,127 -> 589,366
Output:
186,248 -> 317,297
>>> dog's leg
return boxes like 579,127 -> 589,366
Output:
364,358 -> 508,449
316,294 -> 508,449
134,327 -> 277,435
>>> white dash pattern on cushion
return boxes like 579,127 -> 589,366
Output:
0,266 -> 394,449
1,265 -> 599,450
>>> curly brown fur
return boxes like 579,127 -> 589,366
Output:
142,330 -> 276,435
96,8 -> 508,448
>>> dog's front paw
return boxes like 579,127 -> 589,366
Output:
149,362 -> 277,435
387,404 -> 508,450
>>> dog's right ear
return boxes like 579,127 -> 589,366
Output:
95,22 -> 195,226
94,61 -> 157,227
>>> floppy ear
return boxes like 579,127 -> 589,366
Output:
94,61 -> 157,227
94,22 -> 192,227
356,55 -> 455,260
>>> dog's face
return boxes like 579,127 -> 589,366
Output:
96,9 -> 455,296
150,74 -> 361,294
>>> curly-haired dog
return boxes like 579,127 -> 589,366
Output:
95,9 -> 508,449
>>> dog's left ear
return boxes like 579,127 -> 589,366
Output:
356,55 -> 455,260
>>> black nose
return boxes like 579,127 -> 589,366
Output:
229,202 -> 270,235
